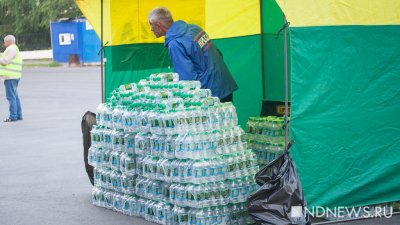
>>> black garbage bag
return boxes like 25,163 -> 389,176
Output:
81,111 -> 97,185
247,142 -> 311,225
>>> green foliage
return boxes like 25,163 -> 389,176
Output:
0,0 -> 82,34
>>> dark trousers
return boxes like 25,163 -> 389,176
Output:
220,93 -> 233,103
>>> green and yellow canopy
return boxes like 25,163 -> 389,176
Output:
76,0 -> 400,208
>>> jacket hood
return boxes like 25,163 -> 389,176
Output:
165,20 -> 188,46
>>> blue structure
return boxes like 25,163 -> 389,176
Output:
50,18 -> 101,63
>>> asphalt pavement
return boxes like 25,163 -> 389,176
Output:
0,66 -> 155,225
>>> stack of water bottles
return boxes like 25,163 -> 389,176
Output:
88,72 -> 259,225
245,117 -> 287,166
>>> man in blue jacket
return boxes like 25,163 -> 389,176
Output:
148,7 -> 238,102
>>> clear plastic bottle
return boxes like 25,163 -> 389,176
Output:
103,128 -> 113,150
164,203 -> 174,225
204,207 -> 215,225
162,182 -> 172,203
192,160 -> 202,184
160,158 -> 172,182
195,208 -> 206,225
104,190 -> 113,209
87,146 -> 97,167
95,103 -> 105,126
221,205 -> 231,224
110,170 -> 122,192
158,135 -> 166,157
176,184 -> 187,207
135,176 -> 145,198
112,192 -> 123,213
229,179 -> 239,204
112,105 -> 125,130
169,183 -> 177,204
136,155 -> 144,176
164,134 -> 176,159
171,159 -> 180,183
124,153 -> 136,176
137,197 -> 146,218
135,132 -> 150,156
103,103 -> 114,128
192,184 -> 204,208
153,180 -> 163,201
124,132 -> 136,154
218,181 -> 229,206
110,151 -> 121,171
112,128 -> 125,152
129,195 -> 138,217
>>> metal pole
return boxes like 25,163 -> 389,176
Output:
283,15 -> 289,149
100,0 -> 104,103
260,0 -> 266,100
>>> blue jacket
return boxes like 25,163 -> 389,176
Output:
165,20 -> 238,99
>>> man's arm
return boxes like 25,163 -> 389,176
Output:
168,41 -> 198,80
0,46 -> 16,65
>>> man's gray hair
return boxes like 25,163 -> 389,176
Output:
4,35 -> 16,43
148,7 -> 173,25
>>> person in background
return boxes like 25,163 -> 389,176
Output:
148,7 -> 238,102
0,35 -> 23,122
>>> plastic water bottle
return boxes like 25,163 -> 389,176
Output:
137,198 -> 146,218
228,179 -> 240,203
174,134 -> 184,159
110,170 -> 122,192
112,193 -> 123,213
135,176 -> 145,198
124,132 -> 136,154
112,105 -> 125,129
103,128 -> 113,150
95,103 -> 106,125
195,208 -> 206,225
121,195 -> 132,216
158,135 -> 166,157
110,151 -> 121,171
168,159 -> 176,182
103,103 -> 114,128
111,129 -> 125,152
164,134 -> 176,159
104,191 -> 113,210
160,158 -> 172,182
164,203 -> 174,225
123,153 -> 136,176
135,132 -> 150,156
120,173 -> 134,195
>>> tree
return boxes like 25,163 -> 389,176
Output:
0,0 -> 82,34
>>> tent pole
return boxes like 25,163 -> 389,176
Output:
283,15 -> 289,149
100,0 -> 104,103
260,0 -> 266,100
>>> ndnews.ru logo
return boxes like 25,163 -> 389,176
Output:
291,206 -> 393,219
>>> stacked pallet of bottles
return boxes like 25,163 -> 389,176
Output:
245,116 -> 287,166
88,73 -> 259,225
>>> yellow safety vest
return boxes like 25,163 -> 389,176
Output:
0,44 -> 22,78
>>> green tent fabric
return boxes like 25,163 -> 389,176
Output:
290,25 -> 400,207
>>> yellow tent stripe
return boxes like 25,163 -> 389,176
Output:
275,0 -> 400,27
75,0 -> 112,44
113,0 -> 205,45
205,0 -> 260,39
75,0 -> 260,46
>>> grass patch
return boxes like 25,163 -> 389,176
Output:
49,62 -> 62,67
24,61 -> 62,67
